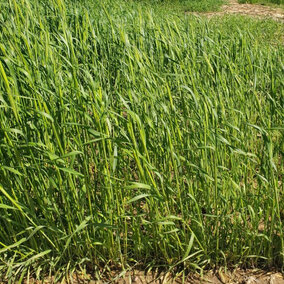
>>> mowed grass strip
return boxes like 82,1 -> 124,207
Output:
0,0 -> 283,281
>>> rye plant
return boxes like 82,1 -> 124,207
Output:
0,0 -> 283,281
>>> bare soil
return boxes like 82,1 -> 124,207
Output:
111,270 -> 284,284
107,270 -> 284,284
190,0 -> 284,21
16,269 -> 284,283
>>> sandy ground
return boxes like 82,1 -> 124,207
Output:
190,0 -> 284,21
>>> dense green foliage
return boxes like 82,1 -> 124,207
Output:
0,0 -> 283,281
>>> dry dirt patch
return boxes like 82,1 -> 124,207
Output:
112,270 -> 284,284
16,269 -> 284,283
190,0 -> 284,21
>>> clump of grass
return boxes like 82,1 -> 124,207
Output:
0,0 -> 283,282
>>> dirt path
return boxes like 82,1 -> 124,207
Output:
192,0 -> 284,21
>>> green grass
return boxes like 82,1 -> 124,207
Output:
178,0 -> 225,12
0,0 -> 284,282
238,0 -> 284,7
137,0 -> 225,12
